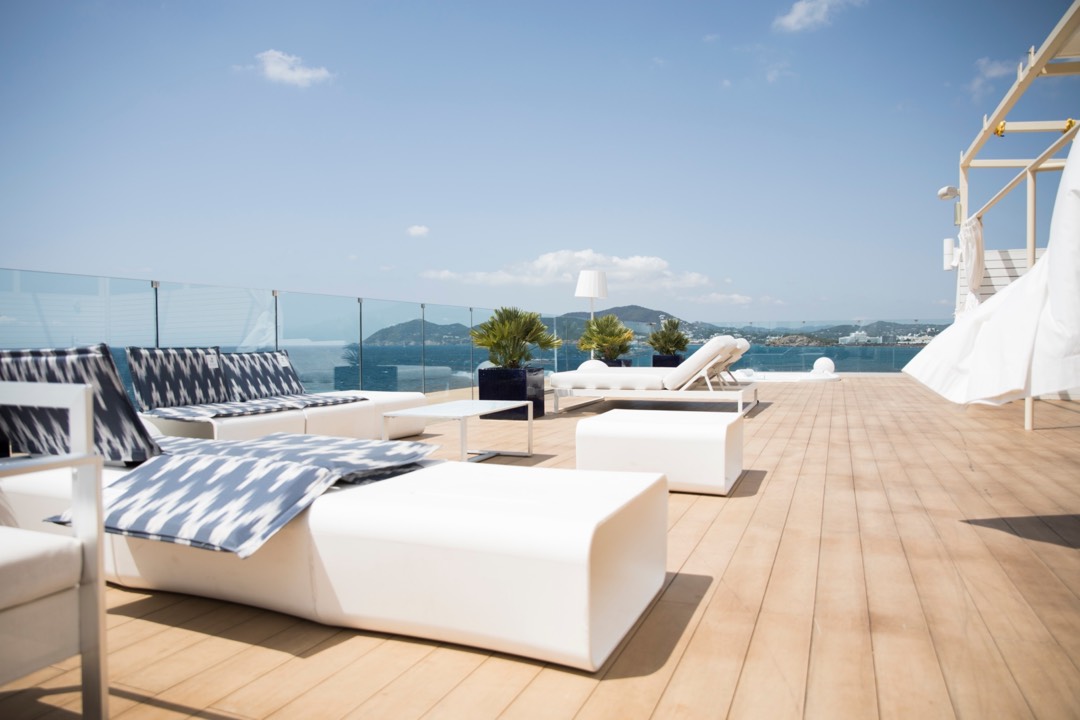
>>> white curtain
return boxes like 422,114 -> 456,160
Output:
958,216 -> 984,314
904,134 -> 1080,404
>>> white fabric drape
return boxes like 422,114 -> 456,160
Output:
904,134 -> 1080,405
958,217 -> 984,313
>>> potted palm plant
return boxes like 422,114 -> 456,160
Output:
646,317 -> 690,367
471,307 -> 561,419
578,314 -> 634,367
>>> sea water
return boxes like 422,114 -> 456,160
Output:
279,343 -> 924,394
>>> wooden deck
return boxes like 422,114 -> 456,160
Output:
3,375 -> 1079,719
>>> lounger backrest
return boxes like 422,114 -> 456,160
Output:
662,335 -> 735,391
222,350 -> 306,401
0,344 -> 161,463
126,346 -> 231,411
723,338 -> 750,369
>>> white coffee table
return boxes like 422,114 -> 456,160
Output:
382,399 -> 534,462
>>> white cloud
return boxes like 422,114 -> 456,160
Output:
765,62 -> 793,84
703,34 -> 719,43
652,57 -> 667,68
720,78 -> 733,89
256,49 -> 332,88
421,249 -> 711,291
758,295 -> 787,306
773,0 -> 865,33
406,225 -> 431,237
968,57 -> 1017,101
694,292 -> 753,306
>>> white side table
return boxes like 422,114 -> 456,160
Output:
382,399 -> 533,462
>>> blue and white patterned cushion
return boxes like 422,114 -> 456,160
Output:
51,432 -> 436,557
92,453 -> 337,558
0,344 -> 161,463
143,397 -> 304,421
276,393 -> 366,409
157,432 -> 436,483
222,350 -> 306,401
126,346 -> 231,411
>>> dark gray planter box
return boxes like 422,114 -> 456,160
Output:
478,366 -> 545,420
652,354 -> 683,367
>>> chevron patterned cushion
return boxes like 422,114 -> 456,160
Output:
126,346 -> 231,411
0,344 -> 161,463
221,350 -> 306,401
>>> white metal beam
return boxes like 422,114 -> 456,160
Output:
969,158 -> 1068,169
962,0 -> 1080,167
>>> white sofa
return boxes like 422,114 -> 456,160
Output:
140,390 -> 428,441
125,347 -> 429,441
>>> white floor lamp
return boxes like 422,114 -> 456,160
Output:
575,270 -> 608,358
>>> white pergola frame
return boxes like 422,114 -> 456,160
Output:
950,0 -> 1080,430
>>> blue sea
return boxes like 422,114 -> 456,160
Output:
275,343 -> 925,394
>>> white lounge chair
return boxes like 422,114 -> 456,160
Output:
0,382 -> 108,719
550,335 -> 758,413
0,348 -> 668,672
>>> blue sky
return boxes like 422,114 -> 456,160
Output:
2,0 -> 1077,324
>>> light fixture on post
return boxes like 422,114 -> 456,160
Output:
574,270 -> 608,359
574,270 -> 607,321
937,185 -> 963,225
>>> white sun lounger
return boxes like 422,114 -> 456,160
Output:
550,335 -> 758,413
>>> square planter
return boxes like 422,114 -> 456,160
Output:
651,354 -> 683,368
478,366 -> 545,420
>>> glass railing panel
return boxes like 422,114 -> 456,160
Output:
469,307 -> 495,397
360,299 -> 423,392
0,269 -> 155,350
420,304 -> 475,399
0,270 -> 156,401
277,292 -> 361,393
552,313 -> 589,371
156,281 -> 275,350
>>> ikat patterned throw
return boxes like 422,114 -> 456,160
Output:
156,432 -> 436,484
54,433 -> 437,557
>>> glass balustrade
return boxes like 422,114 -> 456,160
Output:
0,267 -> 952,400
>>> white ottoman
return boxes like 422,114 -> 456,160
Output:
576,409 -> 744,495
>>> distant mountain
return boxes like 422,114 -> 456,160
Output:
562,304 -> 676,324
365,319 -> 472,345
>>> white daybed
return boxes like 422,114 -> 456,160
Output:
550,335 -> 758,414
0,349 -> 668,672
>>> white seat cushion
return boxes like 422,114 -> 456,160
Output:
0,526 -> 81,610
549,369 -> 667,391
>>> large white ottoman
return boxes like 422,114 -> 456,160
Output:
576,409 -> 744,495
2,461 -> 668,672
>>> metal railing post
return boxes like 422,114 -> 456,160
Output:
151,280 -> 160,347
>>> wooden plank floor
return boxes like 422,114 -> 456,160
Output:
3,376 -> 1079,719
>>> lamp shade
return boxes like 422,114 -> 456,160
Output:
574,270 -> 608,299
